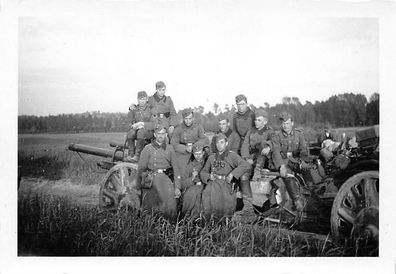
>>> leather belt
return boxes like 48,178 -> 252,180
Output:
212,174 -> 226,180
151,168 -> 167,173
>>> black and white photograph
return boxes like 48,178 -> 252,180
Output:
1,0 -> 395,273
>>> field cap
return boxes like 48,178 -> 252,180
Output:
217,113 -> 229,122
182,108 -> 194,118
192,144 -> 204,153
255,109 -> 268,118
235,94 -> 247,103
154,123 -> 167,132
137,91 -> 148,99
279,112 -> 293,122
215,133 -> 228,142
156,81 -> 166,89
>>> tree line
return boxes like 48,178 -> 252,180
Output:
18,92 -> 379,134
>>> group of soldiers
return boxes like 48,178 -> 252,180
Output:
127,81 -> 310,223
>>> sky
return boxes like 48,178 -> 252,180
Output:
18,1 -> 378,116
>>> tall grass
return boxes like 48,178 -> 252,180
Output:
19,194 -> 367,257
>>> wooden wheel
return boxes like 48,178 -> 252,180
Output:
330,171 -> 379,243
99,162 -> 140,210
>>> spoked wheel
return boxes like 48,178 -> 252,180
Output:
99,162 -> 140,210
330,171 -> 379,243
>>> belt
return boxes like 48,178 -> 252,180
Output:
212,174 -> 226,180
151,168 -> 168,173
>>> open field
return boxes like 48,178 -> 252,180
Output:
17,129 -> 376,256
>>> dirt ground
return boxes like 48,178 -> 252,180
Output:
18,177 -> 100,206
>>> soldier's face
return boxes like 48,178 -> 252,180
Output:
154,129 -> 167,143
193,150 -> 204,162
218,119 -> 229,133
255,116 -> 267,129
281,119 -> 294,134
216,139 -> 228,153
138,97 -> 148,106
236,100 -> 248,113
156,87 -> 166,98
183,113 -> 194,127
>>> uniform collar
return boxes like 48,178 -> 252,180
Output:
153,92 -> 167,103
151,139 -> 167,150
256,125 -> 269,134
137,104 -> 149,111
181,122 -> 195,130
216,149 -> 229,160
218,128 -> 232,137
236,107 -> 252,119
282,128 -> 294,137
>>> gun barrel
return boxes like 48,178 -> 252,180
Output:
68,143 -> 124,161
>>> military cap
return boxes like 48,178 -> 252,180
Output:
235,94 -> 247,103
137,90 -> 148,99
182,108 -> 194,118
154,123 -> 167,132
254,109 -> 268,118
215,133 -> 228,142
217,113 -> 229,122
279,112 -> 293,122
155,81 -> 166,89
192,143 -> 204,153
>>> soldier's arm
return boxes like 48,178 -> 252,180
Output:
298,130 -> 309,162
136,146 -> 150,190
270,134 -> 285,170
228,152 -> 252,179
142,108 -> 156,131
210,135 -> 217,153
240,130 -> 252,159
199,155 -> 213,184
168,97 -> 179,127
194,125 -> 209,148
169,146 -> 181,189
170,126 -> 189,153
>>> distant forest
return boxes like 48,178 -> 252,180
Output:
18,92 -> 379,134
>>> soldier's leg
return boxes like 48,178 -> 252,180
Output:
130,129 -> 146,162
126,129 -> 137,157
282,176 -> 304,212
233,171 -> 256,223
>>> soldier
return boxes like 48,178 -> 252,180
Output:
210,113 -> 241,154
171,108 -> 209,175
136,125 -> 182,220
319,126 -> 336,147
200,133 -> 252,221
241,109 -> 273,169
126,91 -> 156,162
232,94 -> 256,153
181,144 -> 208,218
271,112 -> 310,211
148,81 -> 179,137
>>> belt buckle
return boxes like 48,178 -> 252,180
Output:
159,113 -> 164,118
287,152 -> 292,158
157,169 -> 164,173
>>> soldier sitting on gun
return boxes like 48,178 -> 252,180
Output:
270,112 -> 310,212
200,133 -> 252,221
136,124 -> 182,220
210,113 -> 241,154
126,91 -> 156,162
171,108 -> 209,175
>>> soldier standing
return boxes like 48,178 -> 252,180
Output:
200,133 -> 252,221
210,113 -> 241,154
271,112 -> 310,211
171,108 -> 209,175
136,125 -> 182,220
148,81 -> 179,137
126,91 -> 156,162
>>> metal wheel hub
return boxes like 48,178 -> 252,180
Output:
352,206 -> 379,241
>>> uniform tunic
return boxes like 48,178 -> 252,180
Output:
148,93 -> 179,128
232,108 -> 255,152
181,158 -> 206,190
210,128 -> 241,154
271,127 -> 309,171
127,104 -> 156,140
199,150 -> 252,219
171,123 -> 209,174
241,125 -> 274,167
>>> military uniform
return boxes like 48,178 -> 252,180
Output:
200,148 -> 251,220
171,122 -> 209,175
126,103 -> 156,159
148,93 -> 179,130
181,157 -> 206,190
232,108 -> 255,152
137,139 -> 181,219
241,125 -> 273,168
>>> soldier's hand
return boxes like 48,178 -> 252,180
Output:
129,104 -> 136,111
210,173 -> 215,181
192,169 -> 198,180
247,159 -> 254,165
168,126 -> 175,135
186,144 -> 193,153
300,161 -> 309,170
174,188 -> 181,198
261,146 -> 270,156
280,165 -> 287,178
226,173 -> 234,184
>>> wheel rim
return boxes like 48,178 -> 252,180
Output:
99,162 -> 139,210
330,170 -> 379,242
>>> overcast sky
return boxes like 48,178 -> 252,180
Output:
18,1 -> 378,116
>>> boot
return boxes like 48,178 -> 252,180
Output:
283,178 -> 304,212
233,195 -> 257,224
131,139 -> 144,163
126,138 -> 135,157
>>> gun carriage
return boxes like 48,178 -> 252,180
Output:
68,125 -> 379,245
